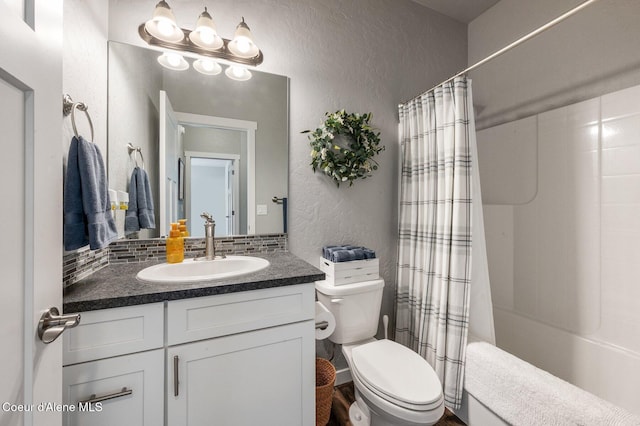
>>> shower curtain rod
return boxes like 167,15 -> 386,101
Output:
401,0 -> 601,105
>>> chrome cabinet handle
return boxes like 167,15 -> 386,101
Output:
78,387 -> 132,405
38,307 -> 81,344
173,355 -> 179,397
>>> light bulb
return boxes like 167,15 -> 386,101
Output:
144,1 -> 183,42
167,53 -> 181,67
189,7 -> 223,50
232,66 -> 244,78
193,58 -> 222,75
157,19 -> 175,37
198,28 -> 215,45
228,18 -> 259,58
235,37 -> 251,54
225,65 -> 251,81
157,53 -> 189,71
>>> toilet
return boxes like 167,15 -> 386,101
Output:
316,279 -> 445,426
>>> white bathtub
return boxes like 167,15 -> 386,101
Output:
454,339 -> 640,426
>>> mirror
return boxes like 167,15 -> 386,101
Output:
107,41 -> 289,238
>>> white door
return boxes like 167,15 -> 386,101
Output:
159,90 -> 180,236
187,156 -> 239,237
0,1 -> 64,425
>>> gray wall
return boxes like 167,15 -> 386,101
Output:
106,0 -> 467,347
469,0 -> 640,130
66,0 -> 467,363
108,42 -> 162,238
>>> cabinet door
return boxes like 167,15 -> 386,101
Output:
168,321 -> 315,426
62,349 -> 164,426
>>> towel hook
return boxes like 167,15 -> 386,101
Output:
127,143 -> 145,170
63,94 -> 94,142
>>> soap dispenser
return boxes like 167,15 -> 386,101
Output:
166,223 -> 184,264
178,219 -> 189,237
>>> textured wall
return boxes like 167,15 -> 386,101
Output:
63,0 -> 108,155
469,0 -> 640,129
107,0 -> 468,346
108,42 -> 162,238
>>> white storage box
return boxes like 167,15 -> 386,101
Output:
319,256 -> 380,286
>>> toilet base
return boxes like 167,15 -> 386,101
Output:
349,400 -> 370,425
350,387 -> 442,426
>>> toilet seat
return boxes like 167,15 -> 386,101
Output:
351,339 -> 443,412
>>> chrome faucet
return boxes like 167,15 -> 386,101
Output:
197,212 -> 224,260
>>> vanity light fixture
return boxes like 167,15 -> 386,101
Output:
144,0 -> 183,43
225,65 -> 252,81
140,1 -> 263,67
157,52 -> 189,71
189,7 -> 223,50
227,18 -> 259,59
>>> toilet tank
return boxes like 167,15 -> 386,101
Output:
315,279 -> 384,344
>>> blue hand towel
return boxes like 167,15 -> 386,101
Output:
125,166 -> 156,234
363,248 -> 376,259
331,249 -> 366,263
322,245 -> 359,260
322,245 -> 377,262
64,136 -> 118,250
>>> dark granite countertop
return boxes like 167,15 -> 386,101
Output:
63,252 -> 325,313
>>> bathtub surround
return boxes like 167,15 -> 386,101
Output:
479,83 -> 640,415
396,77 -> 492,409
468,0 -> 640,417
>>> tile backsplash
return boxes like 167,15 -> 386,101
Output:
63,234 -> 287,288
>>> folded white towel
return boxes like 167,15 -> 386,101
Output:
465,342 -> 640,426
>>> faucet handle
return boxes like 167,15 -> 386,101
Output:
200,212 -> 214,223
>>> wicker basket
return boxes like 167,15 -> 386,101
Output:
315,358 -> 336,426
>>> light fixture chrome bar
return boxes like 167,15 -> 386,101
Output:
138,24 -> 263,67
402,0 -> 601,103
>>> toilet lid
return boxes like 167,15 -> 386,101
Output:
351,340 -> 443,409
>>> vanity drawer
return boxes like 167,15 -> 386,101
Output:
166,283 -> 315,345
63,349 -> 164,426
63,303 -> 164,365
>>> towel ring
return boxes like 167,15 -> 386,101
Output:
127,143 -> 145,170
63,94 -> 94,142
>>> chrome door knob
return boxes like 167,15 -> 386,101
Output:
38,307 -> 81,344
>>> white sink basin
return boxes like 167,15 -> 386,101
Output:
136,256 -> 270,284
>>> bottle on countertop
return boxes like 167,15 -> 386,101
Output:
166,222 -> 184,264
178,219 -> 189,237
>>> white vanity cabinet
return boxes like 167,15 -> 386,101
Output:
61,303 -> 165,426
63,283 -> 316,426
166,283 -> 316,426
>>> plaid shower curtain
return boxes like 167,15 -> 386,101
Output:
395,76 -> 474,409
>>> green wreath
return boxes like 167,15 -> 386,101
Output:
302,110 -> 384,187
